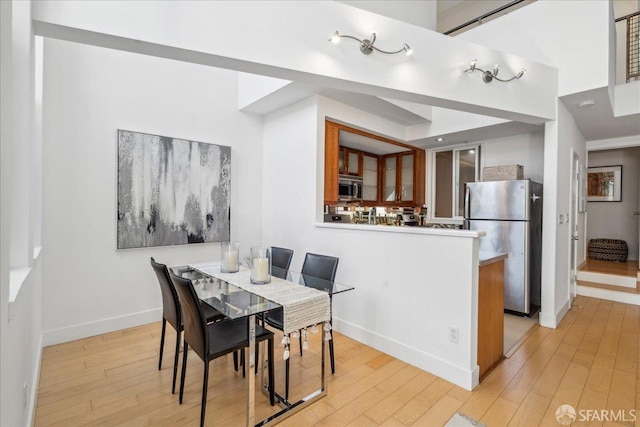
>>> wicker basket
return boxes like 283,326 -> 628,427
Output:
482,165 -> 523,181
587,239 -> 628,262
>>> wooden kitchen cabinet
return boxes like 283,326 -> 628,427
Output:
380,151 -> 425,206
339,148 -> 362,176
324,120 -> 425,207
362,154 -> 378,203
324,121 -> 340,205
477,256 -> 506,381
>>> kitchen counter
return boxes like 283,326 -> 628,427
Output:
478,251 -> 508,266
316,222 -> 485,239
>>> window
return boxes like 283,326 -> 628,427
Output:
431,146 -> 480,218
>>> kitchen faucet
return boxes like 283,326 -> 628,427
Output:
368,207 -> 376,225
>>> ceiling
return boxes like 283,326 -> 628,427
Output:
336,0 -> 640,147
339,130 -> 409,155
240,1 -> 639,149
560,87 -> 640,142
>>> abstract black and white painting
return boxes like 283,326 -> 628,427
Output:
117,130 -> 231,249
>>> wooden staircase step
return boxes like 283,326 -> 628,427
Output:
576,271 -> 637,289
577,280 -> 640,294
576,280 -> 640,306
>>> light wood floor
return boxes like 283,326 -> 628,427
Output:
35,295 -> 640,426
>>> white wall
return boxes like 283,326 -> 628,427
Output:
436,0 -> 535,34
41,39 -> 264,344
481,131 -> 544,183
540,101 -> 587,328
339,0 -> 437,31
457,0 -> 611,97
1,1 -> 44,426
262,95 -> 483,390
587,148 -> 640,261
32,0 -> 557,124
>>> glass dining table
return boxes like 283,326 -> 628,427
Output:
171,263 -> 354,427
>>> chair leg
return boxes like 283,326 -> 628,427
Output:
268,337 -> 275,406
241,348 -> 246,378
172,328 -> 180,394
233,351 -> 239,372
179,339 -> 188,404
200,362 -> 209,427
158,318 -> 166,370
329,330 -> 335,375
285,356 -> 290,401
298,333 -> 303,356
254,341 -> 259,374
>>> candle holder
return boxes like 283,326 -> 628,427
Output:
221,241 -> 239,273
250,246 -> 271,284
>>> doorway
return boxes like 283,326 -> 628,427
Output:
569,150 -> 579,305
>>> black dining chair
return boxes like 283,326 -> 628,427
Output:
271,246 -> 294,279
300,253 -> 339,374
169,271 -> 275,427
263,251 -> 339,400
232,246 -> 295,378
150,257 -> 226,394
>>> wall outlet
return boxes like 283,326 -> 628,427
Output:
449,327 -> 459,344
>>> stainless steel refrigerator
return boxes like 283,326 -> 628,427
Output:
465,180 -> 543,316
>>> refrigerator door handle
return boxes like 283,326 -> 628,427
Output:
464,185 -> 470,218
531,193 -> 541,203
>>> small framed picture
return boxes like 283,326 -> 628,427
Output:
587,165 -> 622,202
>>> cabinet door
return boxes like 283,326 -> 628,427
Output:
362,154 -> 378,202
399,153 -> 414,203
338,149 -> 345,175
346,149 -> 361,176
383,156 -> 397,203
324,122 -> 340,204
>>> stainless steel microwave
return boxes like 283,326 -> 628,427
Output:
338,175 -> 363,201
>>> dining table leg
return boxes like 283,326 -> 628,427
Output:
246,314 -> 256,427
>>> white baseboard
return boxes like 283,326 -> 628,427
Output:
332,317 -> 479,391
577,285 -> 640,306
27,334 -> 43,427
539,299 -> 570,329
42,308 -> 163,347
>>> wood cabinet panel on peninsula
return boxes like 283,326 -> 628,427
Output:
324,120 -> 425,206
477,254 -> 506,381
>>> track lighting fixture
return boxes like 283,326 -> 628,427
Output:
465,59 -> 526,83
330,31 -> 413,56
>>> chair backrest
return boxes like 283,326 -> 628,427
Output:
169,271 -> 208,361
301,253 -> 339,282
271,247 -> 294,279
150,257 -> 181,331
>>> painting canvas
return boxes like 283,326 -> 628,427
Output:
117,130 -> 231,249
587,165 -> 622,202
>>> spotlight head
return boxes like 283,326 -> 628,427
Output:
516,69 -> 526,79
469,59 -> 477,71
404,44 -> 413,56
330,31 -> 341,44
492,64 -> 500,77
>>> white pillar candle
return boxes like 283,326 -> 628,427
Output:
223,249 -> 238,272
252,257 -> 269,282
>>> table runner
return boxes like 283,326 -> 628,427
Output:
189,262 -> 330,335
